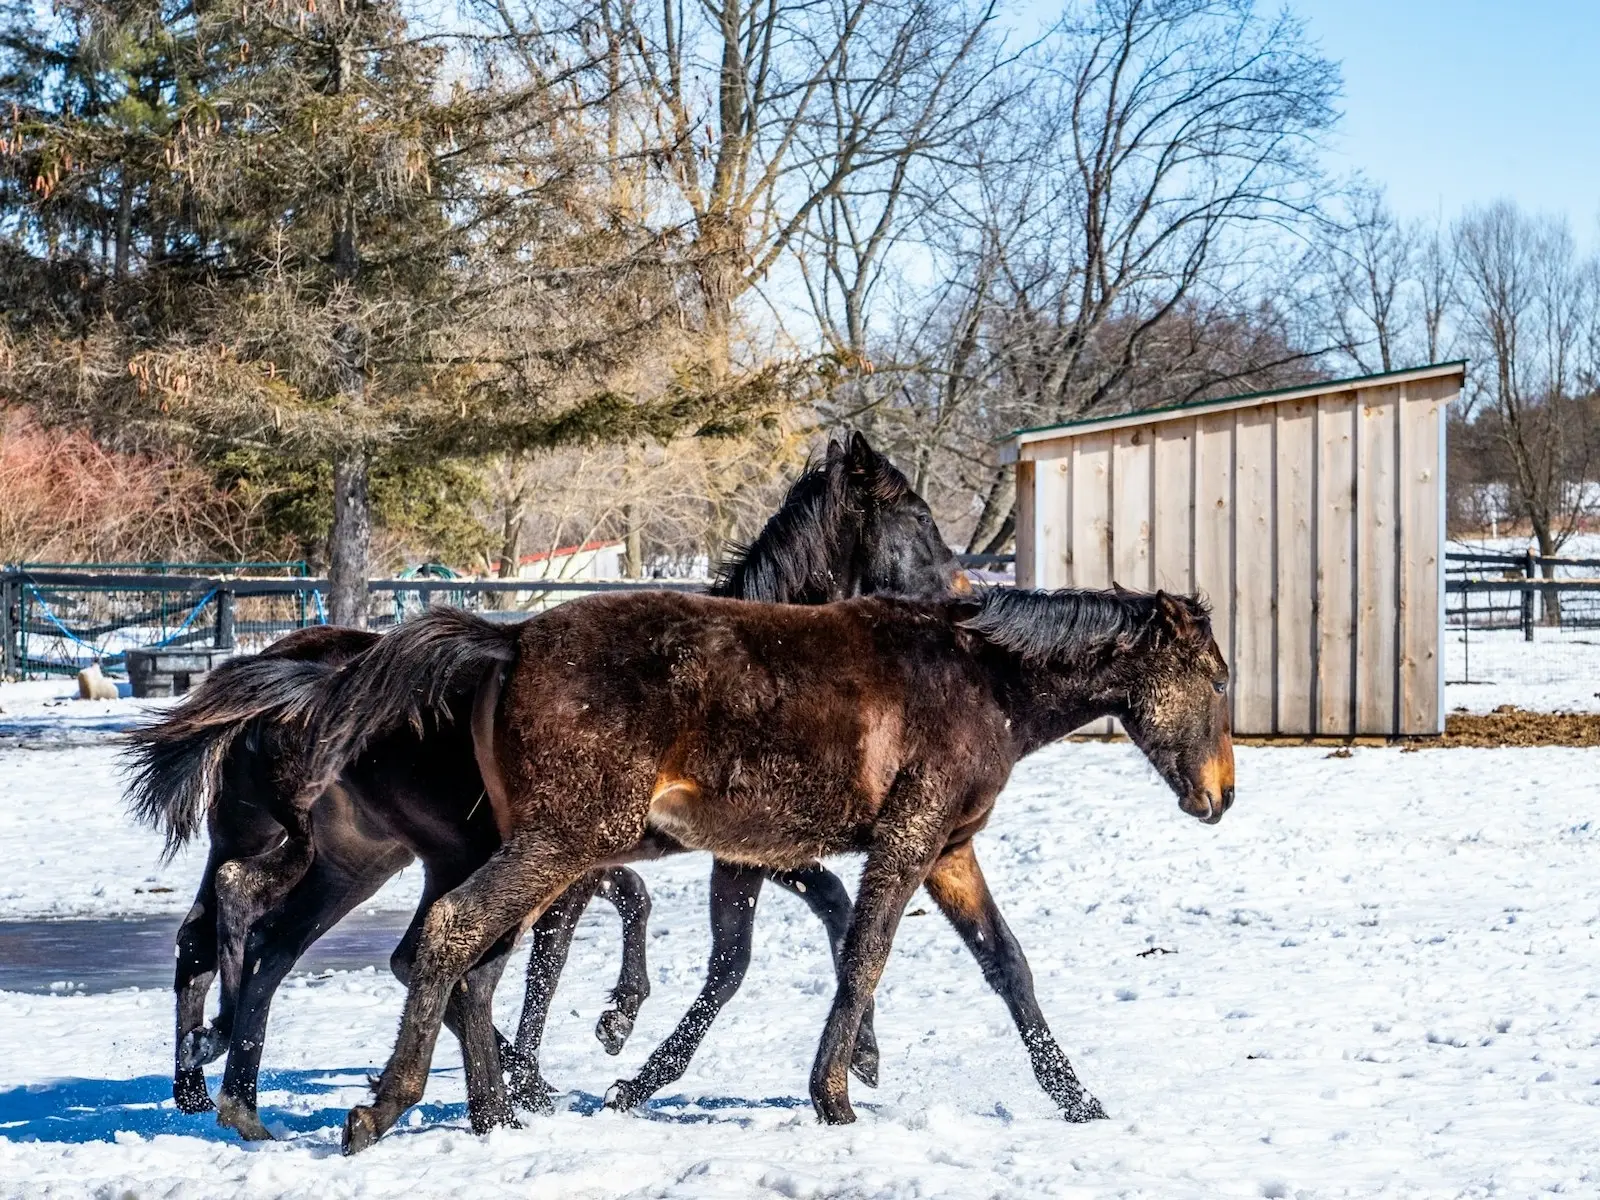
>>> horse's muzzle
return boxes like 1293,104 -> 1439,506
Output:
1183,748 -> 1235,824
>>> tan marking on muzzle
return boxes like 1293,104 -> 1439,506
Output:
1194,734 -> 1236,820
950,570 -> 974,595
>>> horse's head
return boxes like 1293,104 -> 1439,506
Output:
1115,592 -> 1234,824
830,431 -> 970,600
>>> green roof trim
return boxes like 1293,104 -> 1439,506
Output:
999,360 -> 1468,445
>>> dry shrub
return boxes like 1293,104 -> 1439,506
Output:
0,407 -> 265,564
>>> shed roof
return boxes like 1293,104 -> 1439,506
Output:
998,360 -> 1466,464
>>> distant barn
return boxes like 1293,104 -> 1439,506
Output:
1000,362 -> 1466,737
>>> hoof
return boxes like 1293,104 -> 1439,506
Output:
173,1069 -> 214,1114
342,1106 -> 382,1156
603,1079 -> 642,1112
812,1092 -> 857,1125
850,1044 -> 879,1089
509,1071 -> 556,1115
216,1094 -> 273,1141
468,1103 -> 520,1136
178,1027 -> 226,1071
1061,1093 -> 1108,1122
594,1008 -> 635,1056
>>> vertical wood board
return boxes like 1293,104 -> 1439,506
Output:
1316,392 -> 1358,735
1232,407 -> 1276,733
1355,387 -> 1400,734
1112,428 -> 1154,590
1274,400 -> 1317,735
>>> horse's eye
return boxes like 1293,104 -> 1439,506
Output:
1212,679 -> 1227,695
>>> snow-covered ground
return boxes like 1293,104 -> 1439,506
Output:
2,680 -> 1598,1198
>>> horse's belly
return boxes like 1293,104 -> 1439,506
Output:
645,774 -> 857,868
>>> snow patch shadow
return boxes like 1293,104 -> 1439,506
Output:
0,1069 -> 467,1144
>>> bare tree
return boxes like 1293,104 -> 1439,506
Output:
1454,201 -> 1600,608
1320,185 -> 1417,374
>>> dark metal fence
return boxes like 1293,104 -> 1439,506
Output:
1444,548 -> 1600,694
2,554 -> 1011,678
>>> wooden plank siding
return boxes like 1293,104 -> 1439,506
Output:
1112,427 -> 1154,591
1232,407 -> 1275,733
1274,400 -> 1318,734
1398,378 -> 1448,733
1007,364 -> 1461,736
1355,386 -> 1400,734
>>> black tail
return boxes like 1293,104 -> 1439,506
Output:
123,655 -> 335,860
301,607 -> 521,796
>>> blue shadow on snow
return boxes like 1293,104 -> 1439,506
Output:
0,1069 -> 467,1144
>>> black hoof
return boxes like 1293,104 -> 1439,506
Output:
594,1008 -> 635,1056
216,1094 -> 273,1141
1061,1093 -> 1108,1122
811,1089 -> 856,1125
468,1103 -> 520,1136
850,1044 -> 879,1089
178,1027 -> 226,1071
509,1071 -> 556,1115
342,1106 -> 382,1155
173,1069 -> 214,1114
603,1080 -> 642,1112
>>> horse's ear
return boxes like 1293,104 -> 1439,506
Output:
846,430 -> 874,474
1112,580 -> 1131,596
1154,590 -> 1207,645
825,436 -> 845,467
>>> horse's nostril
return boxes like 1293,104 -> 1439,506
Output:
1220,786 -> 1235,811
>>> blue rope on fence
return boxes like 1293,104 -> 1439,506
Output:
24,584 -> 218,664
311,590 -> 328,625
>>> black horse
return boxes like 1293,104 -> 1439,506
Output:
127,431 -> 967,1137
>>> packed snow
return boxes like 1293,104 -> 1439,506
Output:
2,684 -> 1598,1196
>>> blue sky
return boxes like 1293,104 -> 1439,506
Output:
1282,0 -> 1599,238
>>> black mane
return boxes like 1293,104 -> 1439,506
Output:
711,455 -> 844,603
960,587 -> 1210,664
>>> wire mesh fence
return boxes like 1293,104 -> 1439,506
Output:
1445,544 -> 1600,713
2,556 -> 1015,681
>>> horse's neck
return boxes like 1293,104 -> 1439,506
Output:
998,653 -> 1125,754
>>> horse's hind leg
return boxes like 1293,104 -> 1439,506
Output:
172,848 -> 224,1112
507,872 -> 600,1109
215,845 -> 411,1141
210,832 -> 314,1062
922,841 -> 1104,1122
605,859 -> 761,1111
592,867 -> 651,1055
769,862 -> 880,1087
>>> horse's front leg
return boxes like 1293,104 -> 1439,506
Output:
344,836 -> 588,1155
605,858 -> 761,1111
592,867 -> 652,1054
768,862 -> 879,1087
810,823 -> 947,1124
922,840 -> 1105,1122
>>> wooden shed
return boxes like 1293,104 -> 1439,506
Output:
999,362 -> 1465,737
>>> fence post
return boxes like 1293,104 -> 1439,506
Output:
0,576 -> 16,680
1522,549 -> 1536,641
214,589 -> 236,650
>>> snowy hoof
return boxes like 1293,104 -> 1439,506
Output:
509,1070 -> 556,1115
850,1043 -> 879,1089
216,1094 -> 272,1141
178,1026 -> 226,1070
603,1080 -> 642,1112
1061,1093 -> 1107,1122
173,1069 -> 214,1114
595,1008 -> 635,1056
811,1089 -> 856,1125
342,1106 -> 382,1155
468,1101 -> 520,1136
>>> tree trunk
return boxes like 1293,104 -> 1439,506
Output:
1534,522 -> 1560,626
328,450 -> 371,627
624,503 -> 643,578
